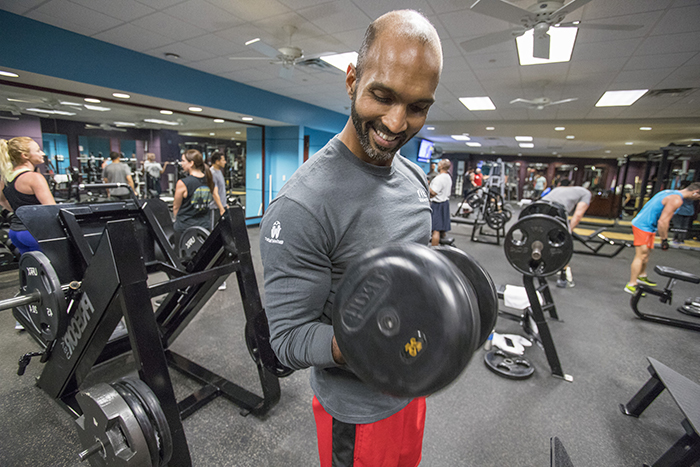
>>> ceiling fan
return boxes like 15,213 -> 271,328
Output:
229,25 -> 338,78
510,96 -> 578,109
461,0 -> 642,59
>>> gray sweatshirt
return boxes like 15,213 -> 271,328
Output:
260,136 -> 431,424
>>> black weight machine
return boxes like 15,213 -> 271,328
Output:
8,198 -> 289,466
452,186 -> 511,245
572,227 -> 631,258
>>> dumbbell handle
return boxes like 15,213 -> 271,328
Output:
0,290 -> 42,312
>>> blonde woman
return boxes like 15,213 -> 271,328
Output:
0,137 -> 55,254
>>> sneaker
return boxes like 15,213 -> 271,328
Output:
556,279 -> 567,288
218,281 -> 227,291
624,284 -> 646,296
566,280 -> 575,288
637,276 -> 657,287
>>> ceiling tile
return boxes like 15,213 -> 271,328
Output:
185,34 -> 246,57
190,56 -> 242,74
296,2 -> 372,34
581,0 -> 673,21
624,52 -> 696,71
0,0 -> 46,15
354,0 -> 434,20
163,0 -> 244,32
70,0 -> 156,22
651,4 -> 700,35
146,41 -> 216,63
29,0 -> 123,34
575,11 -> 663,44
134,0 -> 188,9
25,10 -> 105,36
132,12 -> 206,41
207,0 -> 290,22
637,31 -> 700,55
92,23 -> 174,51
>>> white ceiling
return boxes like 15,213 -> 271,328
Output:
1,0 -> 700,159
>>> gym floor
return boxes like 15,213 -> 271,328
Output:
1,200 -> 699,467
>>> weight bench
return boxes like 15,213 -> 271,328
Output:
630,265 -> 700,332
620,357 -> 700,467
572,227 -> 631,258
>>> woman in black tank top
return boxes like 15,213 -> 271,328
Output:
0,137 -> 56,255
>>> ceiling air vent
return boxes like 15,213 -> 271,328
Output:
645,88 -> 695,98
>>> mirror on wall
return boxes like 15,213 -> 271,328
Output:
0,83 -> 263,219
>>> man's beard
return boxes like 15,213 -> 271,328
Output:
351,94 -> 409,164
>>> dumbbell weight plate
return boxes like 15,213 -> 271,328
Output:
17,251 -> 67,342
484,349 -> 535,380
332,243 -> 480,398
178,226 -> 210,262
519,200 -> 568,225
433,246 -> 498,349
504,214 -> 573,277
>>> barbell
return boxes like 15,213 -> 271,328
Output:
505,211 -> 573,277
332,243 -> 497,398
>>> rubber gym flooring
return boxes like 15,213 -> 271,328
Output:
1,199 -> 700,467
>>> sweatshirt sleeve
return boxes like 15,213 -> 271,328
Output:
259,197 -> 338,370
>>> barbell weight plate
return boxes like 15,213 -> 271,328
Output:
519,200 -> 568,225
178,226 -> 210,262
484,349 -> 535,380
433,246 -> 498,349
75,382 -> 152,467
17,251 -> 67,342
485,211 -> 505,230
118,378 -> 173,467
504,214 -> 573,277
502,206 -> 513,221
111,382 -> 160,467
332,243 -> 480,398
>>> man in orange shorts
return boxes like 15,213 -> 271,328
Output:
625,182 -> 700,294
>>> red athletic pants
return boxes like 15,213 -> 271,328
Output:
312,396 -> 426,467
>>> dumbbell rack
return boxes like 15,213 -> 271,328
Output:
13,200 -> 285,466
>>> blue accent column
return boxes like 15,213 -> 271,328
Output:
265,126 -> 304,209
246,127 -> 264,221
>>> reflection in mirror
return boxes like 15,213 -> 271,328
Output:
0,82 -> 263,219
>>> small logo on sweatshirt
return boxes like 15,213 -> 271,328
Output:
265,220 -> 284,244
417,189 -> 429,203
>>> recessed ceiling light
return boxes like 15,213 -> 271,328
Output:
0,70 -> 19,78
519,143 -> 534,148
605,150 -> 611,153
164,52 -> 180,59
566,135 -> 575,139
59,101 -> 83,106
209,132 -> 215,135
692,139 -> 700,142
518,153 -> 522,156
639,127 -> 652,131
160,110 -> 173,115
112,93 -> 131,99
144,118 -> 181,126
213,119 -> 224,123
231,138 -> 236,140
625,142 -> 634,145
466,142 -> 481,147
427,127 -> 435,130
235,131 -> 241,134
189,107 -> 203,112
517,27 -> 578,66
515,136 -> 533,142
84,98 -> 101,103
320,52 -> 358,71
245,38 -> 261,46
595,89 -> 648,107
451,135 -> 470,141
552,152 -> 558,155
241,117 -> 253,121
114,121 -> 137,126
459,97 -> 496,111
26,108 -> 76,116
84,105 -> 111,111
486,127 -> 495,131
555,127 -> 565,131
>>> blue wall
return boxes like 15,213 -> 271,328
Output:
246,127 -> 264,223
305,128 -> 336,160
0,11 -> 347,135
266,126 -> 304,207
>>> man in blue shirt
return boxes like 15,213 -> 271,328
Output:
625,182 -> 700,294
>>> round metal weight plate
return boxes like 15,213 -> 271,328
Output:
502,206 -> 513,221
484,349 -> 535,380
485,211 -> 505,230
18,251 -> 66,342
75,382 -> 152,467
118,379 -> 173,467
504,214 -> 573,277
433,246 -> 498,349
519,200 -> 568,225
332,243 -> 480,398
178,226 -> 210,262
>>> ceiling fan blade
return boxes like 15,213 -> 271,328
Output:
550,0 -> 595,19
247,40 -> 280,59
561,21 -> 643,31
470,0 -> 532,25
547,98 -> 578,105
460,28 -> 525,53
229,56 -> 276,60
509,98 -> 533,104
533,32 -> 550,59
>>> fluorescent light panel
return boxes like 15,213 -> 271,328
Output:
595,89 -> 648,107
459,97 -> 495,111
515,136 -> 532,142
84,105 -> 111,111
144,118 -> 180,126
466,142 -> 481,147
451,135 -> 470,141
320,52 -> 358,71
519,143 -> 534,148
555,127 -> 565,131
26,108 -> 75,116
516,27 -> 578,66
0,70 -> 19,77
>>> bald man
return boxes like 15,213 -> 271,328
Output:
260,10 -> 442,466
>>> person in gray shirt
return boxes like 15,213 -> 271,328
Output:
260,10 -> 442,466
542,180 -> 592,287
102,152 -> 134,200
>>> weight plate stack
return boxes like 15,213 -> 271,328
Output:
504,214 -> 573,277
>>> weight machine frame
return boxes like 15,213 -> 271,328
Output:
452,186 -> 507,245
498,276 -> 572,381
13,200 -> 284,467
572,228 -> 631,258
